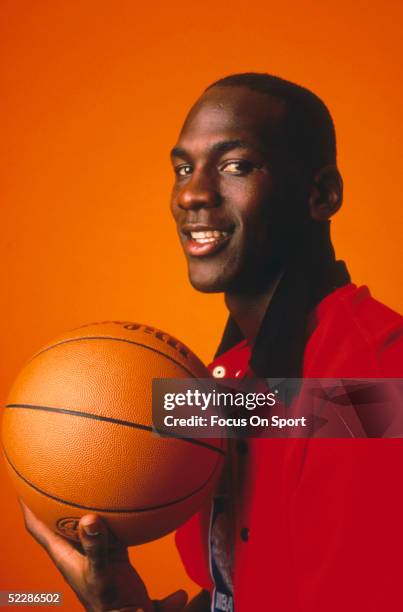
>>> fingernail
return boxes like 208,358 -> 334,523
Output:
83,523 -> 100,536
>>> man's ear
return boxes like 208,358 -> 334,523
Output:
308,165 -> 343,221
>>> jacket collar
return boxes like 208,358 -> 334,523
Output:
215,222 -> 351,378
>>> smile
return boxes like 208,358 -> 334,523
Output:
190,230 -> 229,243
182,227 -> 233,257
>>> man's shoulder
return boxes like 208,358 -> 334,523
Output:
318,283 -> 402,337
305,284 -> 403,376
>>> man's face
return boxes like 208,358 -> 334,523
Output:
170,85 -> 308,293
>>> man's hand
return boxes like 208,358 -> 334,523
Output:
20,501 -> 188,612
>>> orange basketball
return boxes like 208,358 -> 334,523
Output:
2,321 -> 225,545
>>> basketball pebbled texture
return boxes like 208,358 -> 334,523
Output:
2,321 -> 225,545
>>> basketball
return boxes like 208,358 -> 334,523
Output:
2,321 -> 225,545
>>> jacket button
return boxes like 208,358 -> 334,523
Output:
240,527 -> 249,542
212,365 -> 226,378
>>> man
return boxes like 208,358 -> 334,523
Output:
22,73 -> 403,611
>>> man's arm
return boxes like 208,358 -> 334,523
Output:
180,590 -> 210,612
21,502 -> 210,612
155,590 -> 210,612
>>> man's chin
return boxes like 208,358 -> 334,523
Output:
187,269 -> 229,294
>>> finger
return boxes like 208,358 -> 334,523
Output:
158,589 -> 188,611
19,500 -> 50,548
78,514 -> 109,572
20,500 -> 77,556
19,500 -> 83,578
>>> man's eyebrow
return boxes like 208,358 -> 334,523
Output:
210,139 -> 250,153
170,139 -> 253,159
170,146 -> 188,159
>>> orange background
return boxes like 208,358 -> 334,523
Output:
1,0 -> 402,609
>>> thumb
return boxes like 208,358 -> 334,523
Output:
158,589 -> 188,611
78,514 -> 108,572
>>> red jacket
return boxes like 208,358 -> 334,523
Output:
176,285 -> 403,611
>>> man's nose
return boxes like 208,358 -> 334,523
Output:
176,172 -> 221,210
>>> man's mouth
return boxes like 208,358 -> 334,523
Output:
181,226 -> 233,257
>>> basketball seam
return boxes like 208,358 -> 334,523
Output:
5,404 -> 225,456
30,336 -> 199,378
3,447 -> 223,514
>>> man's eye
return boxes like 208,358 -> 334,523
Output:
220,160 -> 256,175
175,164 -> 193,177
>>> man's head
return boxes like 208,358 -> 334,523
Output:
170,73 -> 343,294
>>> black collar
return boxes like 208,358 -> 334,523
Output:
215,223 -> 351,378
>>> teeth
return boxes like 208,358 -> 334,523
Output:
190,230 -> 229,242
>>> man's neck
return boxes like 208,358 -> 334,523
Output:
224,274 -> 282,346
